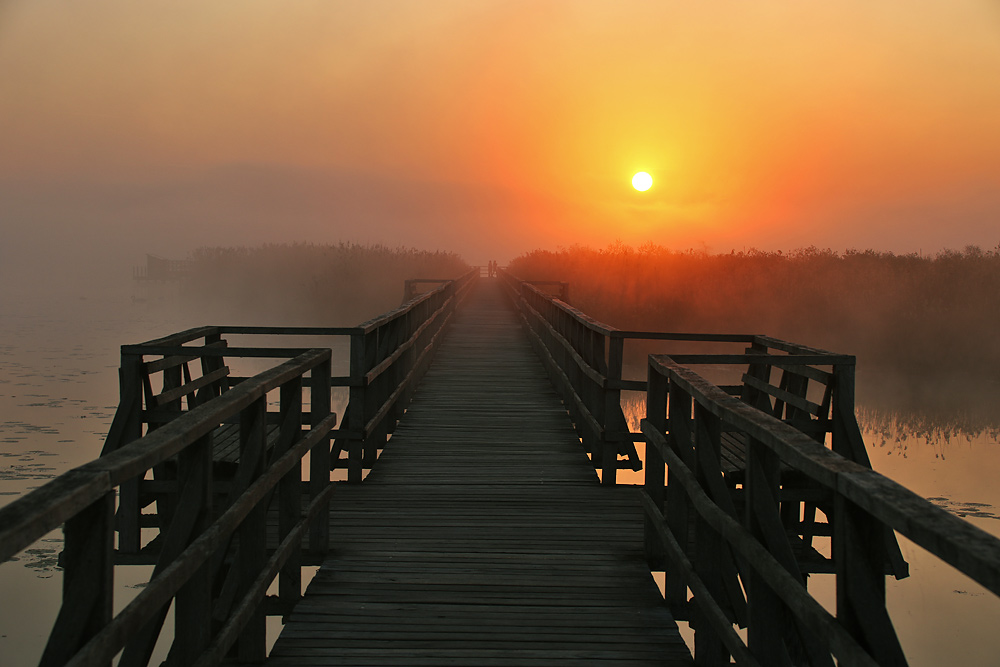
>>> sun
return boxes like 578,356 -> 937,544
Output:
632,172 -> 653,191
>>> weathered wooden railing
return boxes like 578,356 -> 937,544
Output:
338,267 -> 477,480
641,355 -> 1000,666
102,324 -> 352,562
0,268 -> 476,667
500,267 -> 640,483
104,267 -> 476,562
499,269 -> 880,490
0,349 -> 336,666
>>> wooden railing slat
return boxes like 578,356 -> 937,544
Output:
144,340 -> 229,375
639,492 -> 763,667
14,268 -> 1000,667
641,422 -> 881,667
152,366 -> 230,407
742,373 -> 824,417
59,412 -> 337,667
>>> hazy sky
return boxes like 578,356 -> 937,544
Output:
2,1 -> 999,272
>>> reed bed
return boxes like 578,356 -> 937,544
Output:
509,243 -> 1000,423
182,242 -> 469,326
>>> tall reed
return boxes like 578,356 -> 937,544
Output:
183,242 -> 469,325
509,243 -> 1000,422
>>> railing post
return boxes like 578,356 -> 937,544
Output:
643,363 -> 667,570
362,329 -> 380,474
601,334 -> 624,486
115,352 -> 144,555
692,402 -> 729,666
745,435 -> 794,665
237,396 -> 267,663
834,493 -> 907,666
665,381 -> 692,616
347,332 -> 366,483
121,430 -> 216,667
40,490 -> 115,667
310,359 -> 332,555
742,340 -> 772,412
831,362 -> 861,460
173,433 -> 214,665
391,310 -> 412,427
200,330 -> 228,397
278,377 -> 303,610
152,363 -> 184,533
832,360 -> 908,580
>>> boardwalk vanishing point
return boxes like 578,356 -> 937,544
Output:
267,280 -> 690,665
2,268 -> 1000,667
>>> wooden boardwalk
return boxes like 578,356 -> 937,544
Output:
7,270 -> 1000,666
266,281 -> 692,665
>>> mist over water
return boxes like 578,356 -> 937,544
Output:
0,241 -> 472,664
4,2 -> 1000,663
0,271 -> 187,664
2,253 -> 1000,665
512,244 -> 1000,431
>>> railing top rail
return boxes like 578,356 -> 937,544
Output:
525,280 -> 569,287
136,326 -> 221,348
519,280 -> 619,336
360,287 -> 445,333
651,354 -> 856,486
121,344 -> 324,358
505,271 -> 850,359
611,331 -> 758,342
0,347 -> 332,564
133,327 -> 360,348
665,352 -> 855,367
647,353 -> 1000,597
215,325 -> 362,336
752,334 -> 845,358
359,267 -> 477,333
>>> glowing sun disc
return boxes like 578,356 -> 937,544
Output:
632,172 -> 653,191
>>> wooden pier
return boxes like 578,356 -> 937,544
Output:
2,268 -> 1000,667
266,280 -> 691,665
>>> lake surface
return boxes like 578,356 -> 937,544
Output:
1,281 -> 998,665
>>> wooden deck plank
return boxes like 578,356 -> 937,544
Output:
266,280 -> 692,666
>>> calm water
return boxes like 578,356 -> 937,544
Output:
1,283 -> 998,665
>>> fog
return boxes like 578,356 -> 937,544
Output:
510,244 -> 1000,427
2,5 -> 999,666
0,165 -> 533,289
3,1 -> 1000,288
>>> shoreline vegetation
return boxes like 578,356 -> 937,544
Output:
181,242 -> 469,326
509,243 -> 1000,432
169,240 -> 999,434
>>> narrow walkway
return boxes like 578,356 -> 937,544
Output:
266,280 -> 692,666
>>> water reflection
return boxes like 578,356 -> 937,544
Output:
620,390 -> 1000,666
3,279 -> 999,666
858,405 -> 1000,459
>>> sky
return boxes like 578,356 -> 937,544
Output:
2,0 -> 999,273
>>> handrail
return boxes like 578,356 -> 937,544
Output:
336,267 -> 478,480
0,349 -> 336,666
499,268 -> 632,483
499,267 -> 860,485
0,270 -> 478,666
641,354 -> 1000,665
107,269 -> 478,492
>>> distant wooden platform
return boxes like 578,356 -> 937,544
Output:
266,281 -> 692,665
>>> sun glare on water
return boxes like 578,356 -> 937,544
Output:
632,172 -> 652,191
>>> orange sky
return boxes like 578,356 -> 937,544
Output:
2,1 -> 999,268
